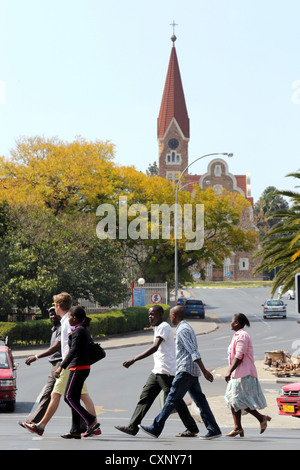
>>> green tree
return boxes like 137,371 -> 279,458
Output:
254,172 -> 300,296
254,186 -> 289,240
146,161 -> 159,177
0,206 -> 129,318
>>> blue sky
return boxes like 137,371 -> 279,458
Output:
1,0 -> 300,203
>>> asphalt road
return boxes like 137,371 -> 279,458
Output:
2,286 -> 300,453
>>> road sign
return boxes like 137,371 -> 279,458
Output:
133,288 -> 145,306
151,293 -> 162,304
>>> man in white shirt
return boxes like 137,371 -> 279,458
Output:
115,304 -> 199,437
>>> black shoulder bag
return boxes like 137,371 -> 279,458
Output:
89,339 -> 106,364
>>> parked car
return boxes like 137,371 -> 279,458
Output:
183,298 -> 205,319
277,383 -> 300,417
278,285 -> 295,300
0,338 -> 17,411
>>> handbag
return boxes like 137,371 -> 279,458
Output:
89,339 -> 106,364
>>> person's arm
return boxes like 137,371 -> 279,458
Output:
25,341 -> 61,366
195,358 -> 214,382
225,357 -> 243,383
225,335 -> 246,382
58,329 -> 80,371
123,337 -> 163,368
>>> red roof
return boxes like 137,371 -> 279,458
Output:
157,44 -> 189,139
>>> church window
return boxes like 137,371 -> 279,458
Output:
214,165 -> 222,177
239,258 -> 249,271
166,152 -> 182,165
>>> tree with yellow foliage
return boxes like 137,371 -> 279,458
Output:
0,136 -> 258,289
0,136 -> 116,213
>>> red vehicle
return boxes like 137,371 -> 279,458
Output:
0,337 -> 17,411
277,383 -> 300,417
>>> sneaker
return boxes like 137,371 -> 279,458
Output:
114,425 -> 137,436
81,427 -> 102,437
92,428 -> 102,436
18,421 -> 34,429
82,422 -> 100,438
199,431 -> 222,440
23,422 -> 44,436
138,424 -> 158,438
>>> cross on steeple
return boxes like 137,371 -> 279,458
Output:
170,20 -> 178,35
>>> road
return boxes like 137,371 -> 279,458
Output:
1,286 -> 300,453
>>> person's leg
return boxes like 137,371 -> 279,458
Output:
127,373 -> 162,432
231,407 -> 242,430
157,374 -> 199,434
36,367 -> 69,430
64,369 -> 96,434
37,392 -> 61,430
26,362 -> 59,423
144,372 -> 192,436
245,408 -> 263,422
81,393 -> 97,417
188,377 -> 221,435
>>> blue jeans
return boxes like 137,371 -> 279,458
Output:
148,372 -> 221,436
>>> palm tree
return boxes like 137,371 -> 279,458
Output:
254,172 -> 300,297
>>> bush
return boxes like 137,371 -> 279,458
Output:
1,304 -> 170,345
0,319 -> 51,346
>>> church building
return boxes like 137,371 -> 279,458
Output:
157,33 -> 260,281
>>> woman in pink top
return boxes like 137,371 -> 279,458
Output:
224,313 -> 271,437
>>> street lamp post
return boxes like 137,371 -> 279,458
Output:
174,152 -> 233,301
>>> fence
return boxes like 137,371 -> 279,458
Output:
131,282 -> 169,307
2,282 -> 169,320
79,282 -> 169,312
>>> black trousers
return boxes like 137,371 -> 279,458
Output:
64,368 -> 95,434
128,372 -> 199,434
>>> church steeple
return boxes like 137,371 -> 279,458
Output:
157,32 -> 190,180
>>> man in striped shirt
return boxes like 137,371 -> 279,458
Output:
139,305 -> 221,440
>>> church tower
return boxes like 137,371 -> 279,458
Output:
157,33 -> 190,180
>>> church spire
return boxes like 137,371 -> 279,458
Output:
157,29 -> 190,180
157,33 -> 189,140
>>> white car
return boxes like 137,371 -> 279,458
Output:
262,299 -> 287,319
278,286 -> 295,300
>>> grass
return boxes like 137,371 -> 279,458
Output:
187,280 -> 272,288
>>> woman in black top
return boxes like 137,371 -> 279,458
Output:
55,306 -> 100,439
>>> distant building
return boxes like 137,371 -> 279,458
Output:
157,34 -> 261,281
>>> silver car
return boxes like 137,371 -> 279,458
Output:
262,299 -> 287,319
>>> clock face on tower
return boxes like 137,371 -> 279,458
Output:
168,138 -> 179,150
